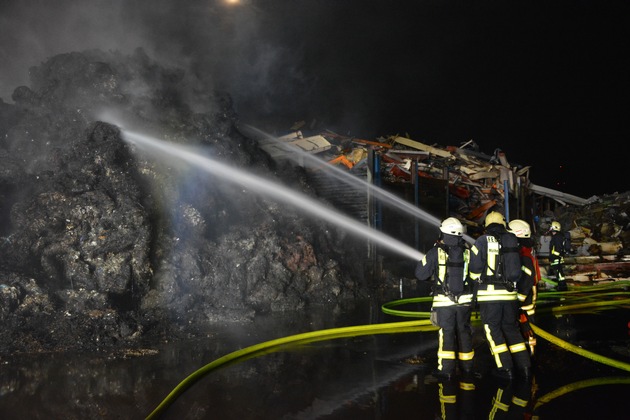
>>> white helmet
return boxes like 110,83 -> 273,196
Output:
508,219 -> 531,238
550,221 -> 561,231
440,217 -> 464,236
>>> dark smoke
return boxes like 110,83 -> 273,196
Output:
1,0 -> 629,196
0,0 -> 318,126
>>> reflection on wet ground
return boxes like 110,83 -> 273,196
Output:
0,298 -> 629,419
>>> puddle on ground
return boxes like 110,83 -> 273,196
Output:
0,301 -> 628,419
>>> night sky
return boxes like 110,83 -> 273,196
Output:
1,0 -> 628,197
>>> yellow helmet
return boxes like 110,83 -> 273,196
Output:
440,217 -> 464,236
550,221 -> 561,231
485,211 -> 506,227
508,219 -> 531,238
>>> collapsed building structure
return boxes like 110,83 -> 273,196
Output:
254,126 -> 630,288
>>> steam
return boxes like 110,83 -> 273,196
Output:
0,0 -> 307,119
4,1 -> 627,198
1,1 -> 136,99
121,128 -> 426,262
0,0 -> 421,138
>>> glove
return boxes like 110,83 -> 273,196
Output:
518,309 -> 529,324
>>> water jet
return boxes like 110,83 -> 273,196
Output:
239,124 -> 475,244
121,129 -> 425,262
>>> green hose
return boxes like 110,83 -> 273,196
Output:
534,376 -> 630,410
380,295 -> 433,318
147,281 -> 630,418
549,297 -> 630,315
146,319 -> 435,419
530,323 -> 630,373
539,276 -> 557,287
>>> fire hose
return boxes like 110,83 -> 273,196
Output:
146,281 -> 630,419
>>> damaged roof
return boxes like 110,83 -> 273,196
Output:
289,128 -> 591,220
247,124 -> 630,285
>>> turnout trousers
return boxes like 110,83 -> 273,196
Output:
478,300 -> 531,371
549,257 -> 568,291
434,304 -> 474,374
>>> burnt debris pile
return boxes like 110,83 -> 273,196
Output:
0,49 -> 368,355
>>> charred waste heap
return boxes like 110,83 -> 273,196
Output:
0,49 -> 368,355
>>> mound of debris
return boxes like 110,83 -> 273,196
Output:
0,49 -> 368,355
255,125 -> 630,286
540,192 -> 630,285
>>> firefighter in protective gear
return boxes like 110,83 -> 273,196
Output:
548,220 -> 568,291
468,211 -> 531,380
415,217 -> 474,380
508,219 -> 540,357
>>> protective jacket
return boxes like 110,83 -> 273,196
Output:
549,230 -> 568,289
468,223 -> 521,303
517,242 -> 540,356
549,230 -> 567,265
517,245 -> 540,315
415,233 -> 472,306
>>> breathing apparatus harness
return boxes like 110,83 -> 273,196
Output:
481,233 -> 518,292
434,242 -> 470,304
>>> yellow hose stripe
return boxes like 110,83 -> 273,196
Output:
530,323 -> 630,372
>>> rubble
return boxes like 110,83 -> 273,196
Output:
0,49 -> 368,355
269,127 -> 630,286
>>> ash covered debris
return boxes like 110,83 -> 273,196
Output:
0,49 -> 368,355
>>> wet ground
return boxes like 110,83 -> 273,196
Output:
0,295 -> 628,419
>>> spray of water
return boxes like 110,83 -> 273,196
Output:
240,124 -> 476,244
121,129 -> 425,262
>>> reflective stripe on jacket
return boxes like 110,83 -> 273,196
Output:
475,284 -> 517,302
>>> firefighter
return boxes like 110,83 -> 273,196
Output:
508,219 -> 540,357
415,217 -> 474,380
548,221 -> 569,291
468,211 -> 531,380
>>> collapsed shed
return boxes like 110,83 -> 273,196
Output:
248,124 -> 630,286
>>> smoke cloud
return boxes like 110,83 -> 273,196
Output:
1,0 -> 316,124
2,0 -> 629,197
0,1 -> 459,138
